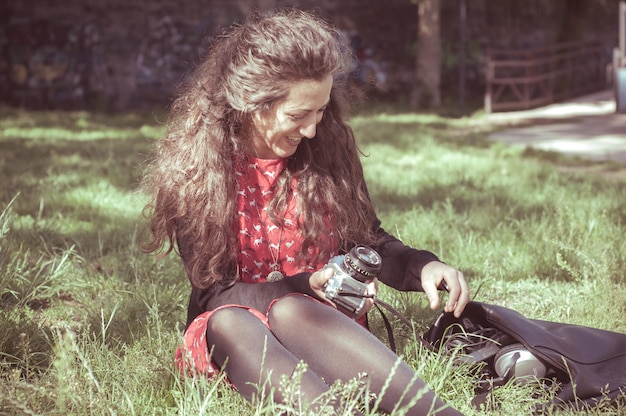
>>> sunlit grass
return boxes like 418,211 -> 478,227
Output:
0,107 -> 624,415
0,125 -> 163,141
0,107 -> 165,141
60,179 -> 146,219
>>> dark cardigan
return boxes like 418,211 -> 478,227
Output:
181,220 -> 439,329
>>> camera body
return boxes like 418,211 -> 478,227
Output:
323,245 -> 382,315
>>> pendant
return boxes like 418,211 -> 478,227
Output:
267,270 -> 284,282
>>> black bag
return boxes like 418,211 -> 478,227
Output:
424,301 -> 626,412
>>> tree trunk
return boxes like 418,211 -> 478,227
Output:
411,0 -> 441,109
556,0 -> 592,43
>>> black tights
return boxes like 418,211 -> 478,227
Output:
206,295 -> 462,415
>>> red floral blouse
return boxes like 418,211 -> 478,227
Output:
235,156 -> 335,283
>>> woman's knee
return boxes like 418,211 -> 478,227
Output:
268,295 -> 307,324
268,295 -> 337,329
206,307 -> 252,339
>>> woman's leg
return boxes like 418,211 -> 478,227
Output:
206,307 -> 346,413
267,295 -> 463,416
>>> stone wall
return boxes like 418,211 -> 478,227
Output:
1,0 -> 242,109
0,0 -> 619,110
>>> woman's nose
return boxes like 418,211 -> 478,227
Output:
300,121 -> 317,139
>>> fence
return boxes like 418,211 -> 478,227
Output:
484,41 -> 608,113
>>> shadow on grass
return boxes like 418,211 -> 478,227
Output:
0,307 -> 54,377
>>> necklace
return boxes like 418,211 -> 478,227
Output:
254,203 -> 285,282
239,157 -> 286,282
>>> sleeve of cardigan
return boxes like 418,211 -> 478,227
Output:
372,221 -> 440,293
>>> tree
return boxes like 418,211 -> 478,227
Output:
411,0 -> 441,109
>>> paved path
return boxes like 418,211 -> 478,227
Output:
486,90 -> 626,164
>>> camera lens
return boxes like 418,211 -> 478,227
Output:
343,245 -> 381,282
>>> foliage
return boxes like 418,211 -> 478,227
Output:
0,106 -> 625,414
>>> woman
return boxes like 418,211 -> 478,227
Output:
142,8 -> 470,415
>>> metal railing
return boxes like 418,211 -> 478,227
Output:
485,41 -> 607,113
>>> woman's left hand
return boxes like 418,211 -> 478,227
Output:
357,278 -> 378,319
420,261 -> 470,318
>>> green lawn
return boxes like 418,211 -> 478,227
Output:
1,105 -> 624,415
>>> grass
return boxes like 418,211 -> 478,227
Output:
0,104 -> 625,415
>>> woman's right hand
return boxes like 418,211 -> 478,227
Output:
309,267 -> 378,319
309,267 -> 335,304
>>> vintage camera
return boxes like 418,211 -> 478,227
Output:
323,245 -> 382,315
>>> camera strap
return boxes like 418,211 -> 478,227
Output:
371,297 -> 436,354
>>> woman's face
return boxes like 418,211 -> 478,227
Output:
250,75 -> 333,159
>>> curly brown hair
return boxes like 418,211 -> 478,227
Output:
141,9 -> 378,289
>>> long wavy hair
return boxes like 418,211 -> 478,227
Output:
142,9 -> 379,289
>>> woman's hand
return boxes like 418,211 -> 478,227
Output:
421,261 -> 470,318
309,267 -> 335,302
309,267 -> 378,319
